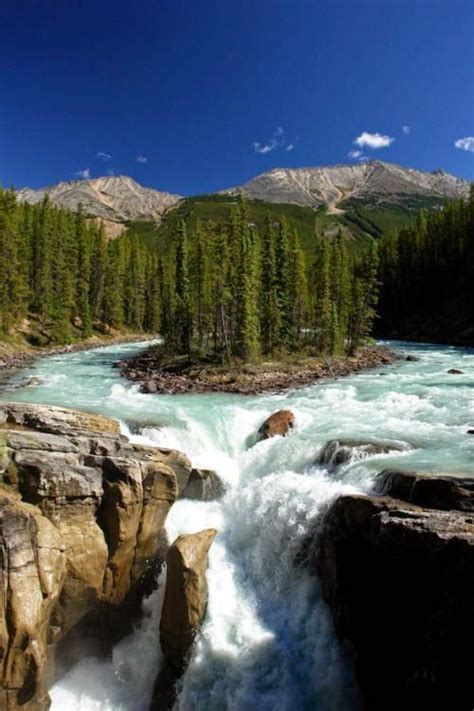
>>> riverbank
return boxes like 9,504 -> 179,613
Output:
117,344 -> 397,395
0,332 -> 157,386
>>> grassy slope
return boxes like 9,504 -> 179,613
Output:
126,193 -> 447,255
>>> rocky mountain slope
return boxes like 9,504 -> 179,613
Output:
222,161 -> 470,212
16,175 -> 182,224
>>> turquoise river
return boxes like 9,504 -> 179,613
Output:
1,340 -> 473,711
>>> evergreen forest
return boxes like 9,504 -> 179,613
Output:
1,185 -> 473,356
378,186 -> 474,345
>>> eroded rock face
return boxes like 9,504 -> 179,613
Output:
257,410 -> 294,441
0,490 -> 67,710
310,476 -> 474,710
317,438 -> 407,471
0,402 -> 195,709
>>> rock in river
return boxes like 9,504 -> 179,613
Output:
152,529 -> 217,709
257,409 -> 294,441
317,438 -> 407,471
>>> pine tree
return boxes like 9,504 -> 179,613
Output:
174,220 -> 192,353
275,218 -> 292,346
260,214 -> 281,353
75,210 -> 93,337
312,237 -> 332,353
288,228 -> 308,349
234,210 -> 259,359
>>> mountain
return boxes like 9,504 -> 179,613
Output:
221,161 -> 470,213
16,175 -> 182,224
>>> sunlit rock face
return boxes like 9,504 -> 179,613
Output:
0,402 -> 195,709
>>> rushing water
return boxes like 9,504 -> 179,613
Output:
1,340 -> 473,710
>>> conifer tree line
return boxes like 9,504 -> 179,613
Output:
161,202 -> 379,359
0,189 -> 161,343
378,186 -> 474,339
0,188 -> 380,355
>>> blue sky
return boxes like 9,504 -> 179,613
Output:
1,0 -> 473,194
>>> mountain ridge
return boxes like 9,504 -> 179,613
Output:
16,175 -> 182,224
13,161 -> 471,226
221,160 -> 470,212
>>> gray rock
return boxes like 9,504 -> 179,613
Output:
181,468 -> 226,501
317,438 -> 407,470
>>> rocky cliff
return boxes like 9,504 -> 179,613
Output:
16,176 -> 182,225
222,161 -> 470,212
307,469 -> 474,710
0,402 -> 218,709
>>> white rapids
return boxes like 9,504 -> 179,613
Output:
2,339 -> 473,710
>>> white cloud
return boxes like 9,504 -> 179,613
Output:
354,131 -> 394,149
455,137 -> 474,153
74,168 -> 91,180
347,149 -> 368,161
254,141 -> 277,154
136,155 -> 148,163
253,127 -> 295,155
402,125 -> 410,135
96,151 -> 111,160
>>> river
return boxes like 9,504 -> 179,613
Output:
1,340 -> 473,710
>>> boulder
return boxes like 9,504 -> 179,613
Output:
447,368 -> 464,374
159,528 -> 217,672
405,354 -> 419,361
307,477 -> 474,710
317,439 -> 407,471
142,380 -> 158,394
468,429 -> 474,435
180,468 -> 226,501
257,410 -> 294,441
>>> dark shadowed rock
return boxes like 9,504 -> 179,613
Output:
447,368 -> 464,374
317,439 -> 407,470
257,410 -> 294,441
375,468 -> 474,512
405,354 -> 419,361
306,475 -> 474,710
181,468 -> 226,501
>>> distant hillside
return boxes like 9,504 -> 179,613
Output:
127,193 -> 449,256
16,175 -> 182,224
